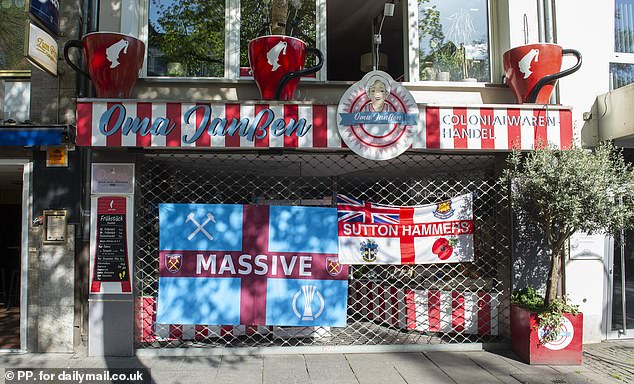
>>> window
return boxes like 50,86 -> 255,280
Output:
147,0 -> 226,77
0,0 -> 29,71
415,0 -> 490,82
612,0 -> 634,89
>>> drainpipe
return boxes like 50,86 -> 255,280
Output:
543,0 -> 555,43
537,0 -> 546,42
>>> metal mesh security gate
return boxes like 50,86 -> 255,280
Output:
133,151 -> 511,349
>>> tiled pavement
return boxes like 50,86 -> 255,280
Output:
0,341 -> 632,383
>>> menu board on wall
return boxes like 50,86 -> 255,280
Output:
90,196 -> 131,294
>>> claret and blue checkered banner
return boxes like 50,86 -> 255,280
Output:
155,204 -> 348,327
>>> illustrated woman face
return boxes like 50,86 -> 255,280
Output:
369,80 -> 387,102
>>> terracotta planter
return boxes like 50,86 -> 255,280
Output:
502,43 -> 582,104
248,35 -> 323,100
510,304 -> 583,365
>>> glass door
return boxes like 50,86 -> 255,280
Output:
608,229 -> 634,338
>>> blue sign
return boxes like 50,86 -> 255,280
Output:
29,0 -> 59,38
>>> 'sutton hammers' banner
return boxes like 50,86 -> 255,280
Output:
156,204 -> 348,327
337,193 -> 474,264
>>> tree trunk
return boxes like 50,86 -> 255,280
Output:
544,246 -> 562,307
271,0 -> 288,35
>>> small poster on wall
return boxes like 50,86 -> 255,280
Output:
89,196 -> 132,294
337,193 -> 475,264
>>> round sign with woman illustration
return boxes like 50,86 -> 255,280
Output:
337,71 -> 419,160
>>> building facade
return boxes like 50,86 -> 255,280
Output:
3,0 -> 633,355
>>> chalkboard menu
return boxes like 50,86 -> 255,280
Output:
91,196 -> 131,293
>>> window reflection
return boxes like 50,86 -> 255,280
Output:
610,62 -> 634,90
240,0 -> 316,74
148,0 -> 225,77
615,0 -> 634,53
0,0 -> 29,70
417,0 -> 489,82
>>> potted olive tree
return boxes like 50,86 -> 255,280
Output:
247,0 -> 323,100
502,141 -> 634,365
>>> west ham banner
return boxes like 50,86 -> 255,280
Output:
156,204 -> 348,327
337,193 -> 474,264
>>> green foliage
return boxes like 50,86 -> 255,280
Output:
512,287 -> 579,344
502,141 -> 634,307
0,5 -> 29,70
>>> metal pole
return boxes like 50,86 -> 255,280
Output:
543,0 -> 554,43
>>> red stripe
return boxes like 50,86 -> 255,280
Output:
313,105 -> 328,147
225,104 -> 241,147
284,104 -> 299,148
390,287 -> 399,327
106,102 -> 122,147
140,297 -> 156,342
77,102 -> 93,146
507,108 -> 522,150
136,103 -> 152,147
400,207 -> 415,264
428,290 -> 441,332
426,107 -> 440,148
90,281 -> 101,293
166,103 -> 182,147
405,289 -> 417,330
378,285 -> 385,322
195,103 -> 210,147
560,109 -> 573,149
453,107 -> 468,149
246,325 -> 257,336
480,108 -> 495,149
477,292 -> 491,335
221,325 -> 233,337
254,104 -> 270,147
452,291 -> 465,333
170,324 -> 183,340
121,281 -> 131,293
238,205 -> 270,325
534,109 -> 548,149
195,325 -> 207,340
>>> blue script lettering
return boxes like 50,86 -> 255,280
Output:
182,105 -> 312,144
100,104 -> 176,137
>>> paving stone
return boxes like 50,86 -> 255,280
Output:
263,354 -> 310,384
304,354 -> 357,384
345,353 -> 406,384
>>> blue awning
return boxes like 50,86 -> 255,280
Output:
0,125 -> 68,146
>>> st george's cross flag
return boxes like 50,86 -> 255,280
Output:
337,193 -> 474,264
155,204 -> 348,327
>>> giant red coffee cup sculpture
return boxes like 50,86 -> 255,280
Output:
64,32 -> 145,98
503,43 -> 582,104
248,35 -> 323,100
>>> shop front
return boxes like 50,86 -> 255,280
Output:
76,98 -> 574,354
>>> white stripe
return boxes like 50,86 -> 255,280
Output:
151,103 -> 167,147
209,103 -> 226,148
411,105 -> 426,149
520,109 -> 535,150
181,324 -> 195,340
467,108 -> 482,150
327,105 -> 341,148
464,292 -> 478,335
396,289 -> 406,328
207,326 -> 222,337
121,102 -> 138,146
440,291 -> 453,333
91,103 -> 107,146
493,109 -> 508,150
370,282 -> 380,320
438,108 -> 454,149
240,104 -> 255,148
547,109 -> 562,148
154,324 -> 169,340
269,105 -> 285,148
181,103 -> 197,147
414,290 -> 428,332
298,105 -> 313,148
490,292 -> 500,336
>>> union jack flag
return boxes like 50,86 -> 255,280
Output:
337,195 -> 400,224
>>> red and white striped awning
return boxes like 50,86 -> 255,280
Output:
76,100 -> 573,151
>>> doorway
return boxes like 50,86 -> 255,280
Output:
0,161 -> 30,351
607,229 -> 634,339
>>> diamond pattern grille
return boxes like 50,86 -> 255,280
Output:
133,151 -> 511,349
